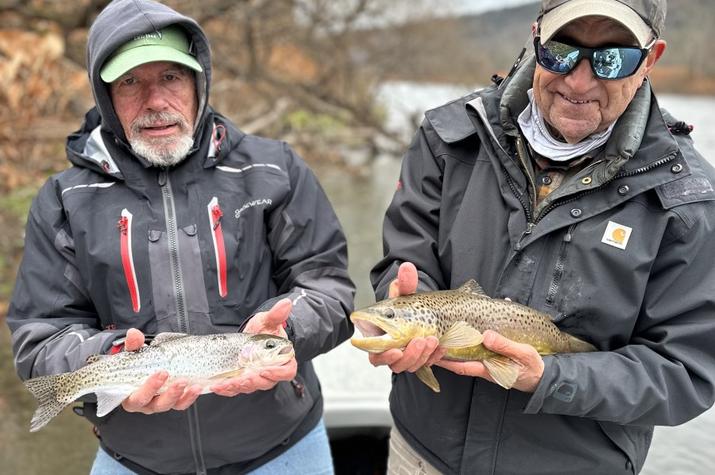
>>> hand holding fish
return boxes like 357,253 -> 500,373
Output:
122,328 -> 203,414
352,262 -> 595,392
368,262 -> 446,373
211,298 -> 297,397
435,330 -> 545,392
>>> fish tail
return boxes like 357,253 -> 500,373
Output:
24,373 -> 71,432
567,334 -> 597,353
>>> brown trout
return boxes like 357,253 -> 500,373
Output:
350,280 -> 596,392
24,332 -> 294,432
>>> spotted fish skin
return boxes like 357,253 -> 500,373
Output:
350,280 -> 595,391
24,332 -> 294,432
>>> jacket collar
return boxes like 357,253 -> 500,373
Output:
66,107 -> 246,179
496,57 -> 679,183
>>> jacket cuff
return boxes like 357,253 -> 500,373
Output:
524,355 -> 556,414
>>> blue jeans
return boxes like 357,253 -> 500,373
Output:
90,418 -> 333,474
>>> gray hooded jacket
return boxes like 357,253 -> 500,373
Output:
371,56 -> 715,474
7,0 -> 354,473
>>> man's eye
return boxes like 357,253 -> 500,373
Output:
119,76 -> 136,86
164,71 -> 185,81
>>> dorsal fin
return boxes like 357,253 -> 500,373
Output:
457,279 -> 488,297
150,332 -> 190,346
86,354 -> 110,364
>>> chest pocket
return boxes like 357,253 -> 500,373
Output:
203,195 -> 275,325
148,225 -> 210,332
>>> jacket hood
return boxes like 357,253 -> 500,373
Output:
86,0 -> 212,144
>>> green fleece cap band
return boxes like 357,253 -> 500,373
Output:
100,25 -> 202,83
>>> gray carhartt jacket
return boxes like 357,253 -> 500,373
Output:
371,56 -> 715,474
7,1 -> 354,473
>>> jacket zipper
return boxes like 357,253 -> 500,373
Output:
207,197 -> 228,298
117,209 -> 140,313
157,169 -> 207,475
545,224 -> 576,307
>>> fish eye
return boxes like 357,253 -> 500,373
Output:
265,341 -> 276,349
384,309 -> 395,319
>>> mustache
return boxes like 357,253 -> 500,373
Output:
130,111 -> 190,136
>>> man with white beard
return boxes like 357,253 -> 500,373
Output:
6,1 -> 355,474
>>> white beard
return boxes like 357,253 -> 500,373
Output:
127,111 -> 195,167
129,133 -> 194,167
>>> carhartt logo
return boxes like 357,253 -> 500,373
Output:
602,221 -> 632,250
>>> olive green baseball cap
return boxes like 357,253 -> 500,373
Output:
100,25 -> 202,83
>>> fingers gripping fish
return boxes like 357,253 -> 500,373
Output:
24,332 -> 294,432
350,280 -> 595,392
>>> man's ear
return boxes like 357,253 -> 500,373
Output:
531,21 -> 538,38
644,39 -> 667,75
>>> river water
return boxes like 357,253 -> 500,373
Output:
1,82 -> 714,474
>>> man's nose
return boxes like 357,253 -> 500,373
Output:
564,58 -> 598,91
141,82 -> 170,110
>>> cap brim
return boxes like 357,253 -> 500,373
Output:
540,0 -> 653,47
100,45 -> 202,83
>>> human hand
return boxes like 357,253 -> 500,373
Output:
435,330 -> 545,392
121,329 -> 203,414
210,298 -> 298,397
369,262 -> 446,372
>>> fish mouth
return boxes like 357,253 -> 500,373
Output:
349,311 -> 405,352
275,345 -> 295,365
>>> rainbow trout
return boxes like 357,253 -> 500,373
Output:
350,280 -> 596,392
24,332 -> 294,432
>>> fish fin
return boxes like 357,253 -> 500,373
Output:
209,368 -> 246,380
566,334 -> 597,353
96,389 -> 134,417
483,356 -> 520,389
25,374 -> 68,432
456,279 -> 488,297
439,321 -> 484,349
150,333 -> 190,346
415,366 -> 441,393
85,354 -> 111,364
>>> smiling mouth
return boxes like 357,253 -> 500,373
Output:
560,93 -> 594,105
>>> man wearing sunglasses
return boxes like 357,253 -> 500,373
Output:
367,0 -> 715,473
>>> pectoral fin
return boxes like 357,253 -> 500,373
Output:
482,356 -> 520,389
96,389 -> 134,417
439,321 -> 483,349
415,366 -> 441,393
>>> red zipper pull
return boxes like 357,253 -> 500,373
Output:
117,216 -> 128,234
211,205 -> 223,230
208,198 -> 228,298
119,209 -> 140,313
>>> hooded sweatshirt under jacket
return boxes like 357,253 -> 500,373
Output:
7,1 -> 355,473
371,55 -> 715,474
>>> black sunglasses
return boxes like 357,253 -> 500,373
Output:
534,36 -> 655,80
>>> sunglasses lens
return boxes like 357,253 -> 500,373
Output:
537,40 -> 580,74
592,48 -> 644,79
536,38 -> 647,80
